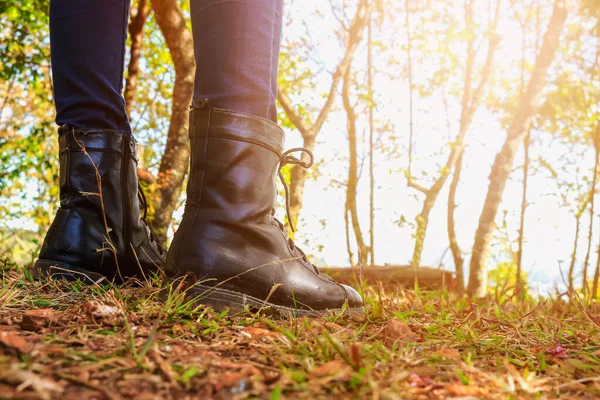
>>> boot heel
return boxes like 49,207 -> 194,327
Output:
33,259 -> 106,284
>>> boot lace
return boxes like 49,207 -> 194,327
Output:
276,148 -> 318,272
138,184 -> 165,256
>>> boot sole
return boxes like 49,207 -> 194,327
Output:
34,262 -> 364,318
33,259 -> 106,285
188,283 -> 364,318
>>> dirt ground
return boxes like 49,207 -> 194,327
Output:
1,270 -> 600,399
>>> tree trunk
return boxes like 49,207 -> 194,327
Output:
367,15 -> 375,267
410,196 -> 435,268
515,3 -> 536,297
405,0 -> 415,180
287,135 -> 316,228
448,150 -> 465,293
342,69 -> 369,265
568,197 -> 590,292
124,0 -> 150,118
150,0 -> 195,244
592,221 -> 600,299
582,143 -> 599,295
467,1 -> 568,297
569,214 -> 583,292
409,0 -> 499,268
345,206 -> 355,267
278,0 -> 374,227
516,130 -> 530,295
589,131 -> 600,297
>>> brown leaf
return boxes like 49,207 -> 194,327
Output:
380,318 -> 415,347
210,359 -> 264,378
350,313 -> 365,323
433,348 -> 461,360
43,346 -> 68,355
312,360 -> 351,378
350,343 -> 362,368
83,301 -> 122,320
0,331 -> 33,354
241,327 -> 284,340
313,321 -> 355,335
0,365 -> 63,400
137,169 -> 156,185
446,382 -> 488,396
20,309 -> 58,332
150,350 -> 176,384
212,365 -> 263,393
214,370 -> 253,391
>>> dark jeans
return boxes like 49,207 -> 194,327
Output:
50,0 -> 283,133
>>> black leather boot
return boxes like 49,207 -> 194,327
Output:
34,126 -> 165,283
165,101 -> 363,316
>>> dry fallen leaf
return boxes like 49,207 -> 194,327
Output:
83,300 -> 122,320
0,365 -> 63,400
433,348 -> 461,360
150,350 -> 176,383
446,382 -> 486,396
311,320 -> 355,335
214,369 -> 256,392
242,326 -> 284,340
209,362 -> 264,396
20,309 -> 58,332
0,331 -> 33,354
312,360 -> 351,378
350,343 -> 362,368
210,359 -> 264,379
380,318 -> 415,347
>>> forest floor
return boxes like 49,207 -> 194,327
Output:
1,269 -> 600,400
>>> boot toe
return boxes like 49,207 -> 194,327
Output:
341,284 -> 364,309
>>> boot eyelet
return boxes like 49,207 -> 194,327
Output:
287,238 -> 295,252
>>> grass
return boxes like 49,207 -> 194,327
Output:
1,268 -> 600,399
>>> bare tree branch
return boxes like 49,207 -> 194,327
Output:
276,89 -> 310,135
410,0 -> 501,268
124,0 -> 150,118
149,0 -> 195,244
280,0 -> 375,226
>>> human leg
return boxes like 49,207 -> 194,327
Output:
165,0 -> 363,315
35,0 -> 165,282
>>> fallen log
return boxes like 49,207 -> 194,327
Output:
323,265 -> 456,290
